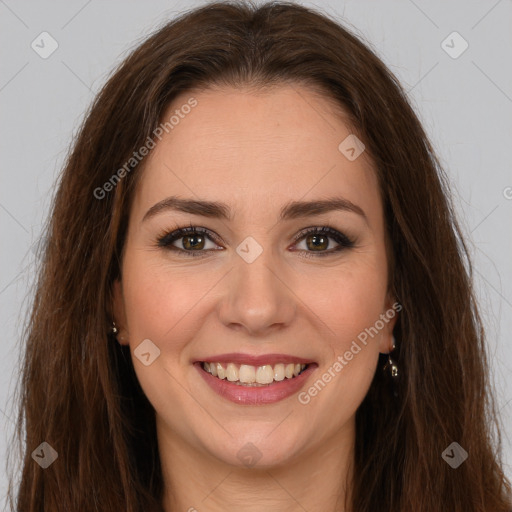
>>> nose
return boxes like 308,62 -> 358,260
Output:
217,247 -> 297,337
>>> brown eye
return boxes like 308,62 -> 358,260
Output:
292,226 -> 355,257
157,226 -> 223,257
181,233 -> 206,250
304,233 -> 329,251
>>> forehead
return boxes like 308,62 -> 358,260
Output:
132,84 -> 380,223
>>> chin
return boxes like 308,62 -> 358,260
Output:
203,431 -> 305,470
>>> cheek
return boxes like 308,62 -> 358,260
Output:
297,260 -> 387,411
312,259 -> 388,348
121,254 -> 214,345
119,254 -> 209,418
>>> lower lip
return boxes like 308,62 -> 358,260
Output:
194,362 -> 318,405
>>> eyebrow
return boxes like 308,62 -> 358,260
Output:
142,195 -> 368,224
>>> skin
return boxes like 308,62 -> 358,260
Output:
113,84 -> 397,511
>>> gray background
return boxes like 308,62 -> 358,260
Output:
1,0 -> 511,506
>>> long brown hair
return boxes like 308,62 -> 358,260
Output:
7,1 -> 511,510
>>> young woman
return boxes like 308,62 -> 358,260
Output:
7,1 -> 511,511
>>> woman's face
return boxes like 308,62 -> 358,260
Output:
113,84 -> 397,468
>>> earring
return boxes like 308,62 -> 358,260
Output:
110,322 -> 118,335
383,335 -> 399,378
387,353 -> 399,378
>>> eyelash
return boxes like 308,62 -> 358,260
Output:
155,222 -> 355,259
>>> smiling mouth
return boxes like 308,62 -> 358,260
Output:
200,361 -> 310,386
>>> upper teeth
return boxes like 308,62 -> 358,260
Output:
203,362 -> 307,385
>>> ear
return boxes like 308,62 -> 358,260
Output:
378,293 -> 400,354
112,278 -> 130,345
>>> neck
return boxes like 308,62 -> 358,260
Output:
158,417 -> 354,512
